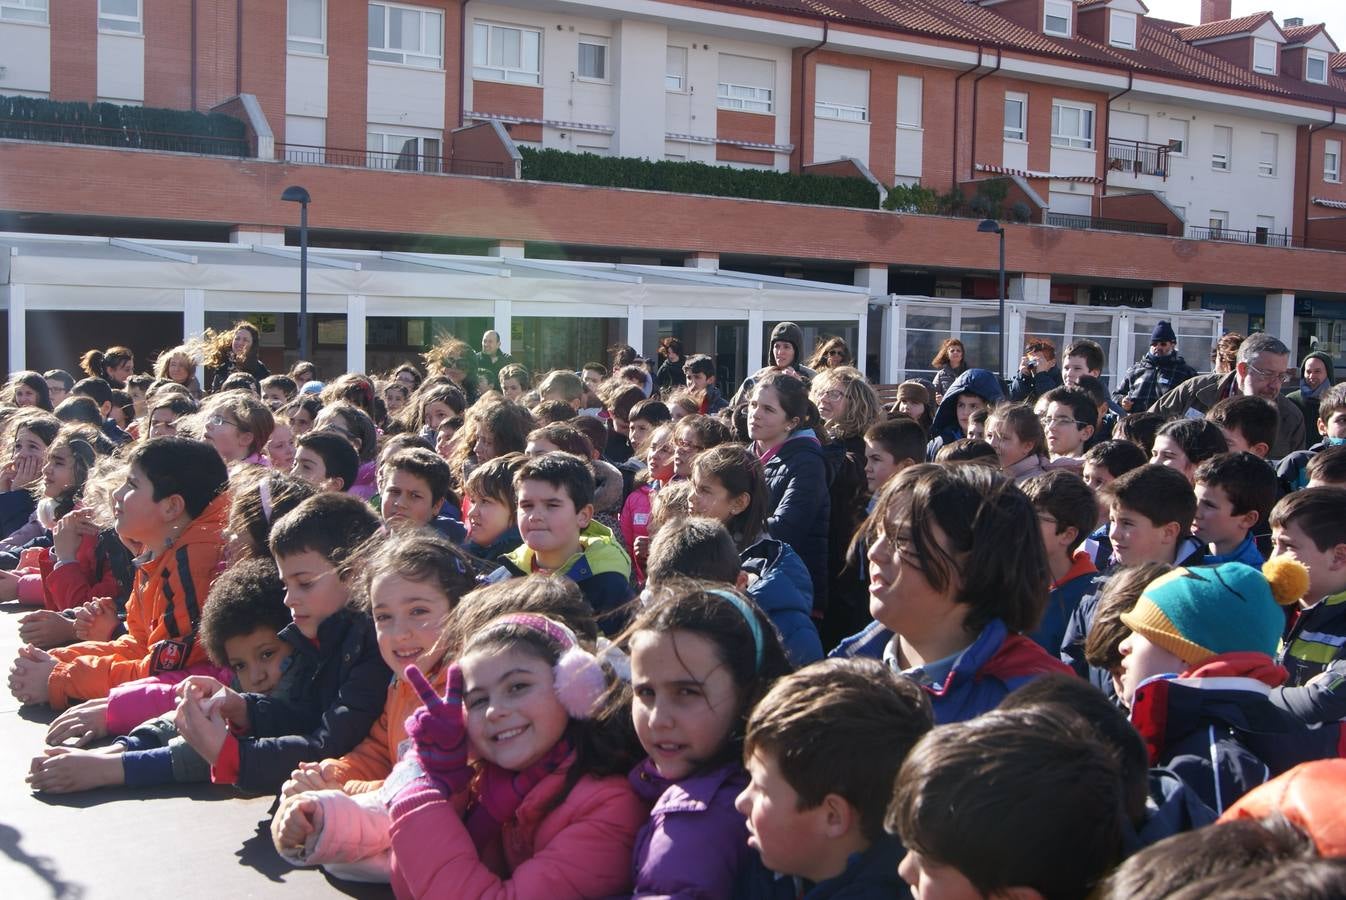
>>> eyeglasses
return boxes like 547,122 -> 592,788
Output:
1039,415 -> 1088,429
208,415 -> 243,430
675,439 -> 704,452
1246,362 -> 1294,385
817,389 -> 844,402
825,349 -> 846,357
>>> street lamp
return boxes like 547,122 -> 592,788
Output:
281,185 -> 312,364
977,218 -> 1007,384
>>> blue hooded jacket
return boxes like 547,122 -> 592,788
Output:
762,429 -> 832,612
741,537 -> 823,666
925,368 -> 1005,459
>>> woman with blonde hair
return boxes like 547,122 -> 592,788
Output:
153,344 -> 203,399
422,335 -> 479,405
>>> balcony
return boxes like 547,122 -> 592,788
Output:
1106,138 -> 1172,179
1186,225 -> 1300,248
0,117 -> 248,157
1045,211 -> 1168,235
275,142 -> 509,178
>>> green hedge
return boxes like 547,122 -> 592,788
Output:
0,96 -> 247,155
519,147 -> 881,209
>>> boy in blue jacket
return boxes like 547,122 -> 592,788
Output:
1022,470 -> 1100,655
738,658 -> 932,900
1192,452 -> 1276,568
924,368 -> 1004,460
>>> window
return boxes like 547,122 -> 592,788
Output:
367,131 -> 442,172
897,76 -> 923,128
98,0 -> 140,34
1253,38 -> 1277,75
1051,101 -> 1094,150
472,21 -> 541,84
815,65 -> 869,122
1256,215 -> 1275,236
1209,210 -> 1228,237
1109,10 -> 1136,49
1325,139 -> 1341,183
666,46 -> 687,92
1166,119 -> 1188,156
287,0 -> 324,54
1,0 -> 47,24
1258,131 -> 1277,177
1044,0 -> 1071,37
369,2 -> 443,69
1211,125 -> 1231,171
718,54 -> 775,113
1004,93 -> 1026,141
1307,51 -> 1329,84
577,35 -> 607,81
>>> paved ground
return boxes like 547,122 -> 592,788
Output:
0,604 -> 393,899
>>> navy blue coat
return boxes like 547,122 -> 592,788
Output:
762,431 -> 832,614
741,537 -> 823,667
238,607 -> 391,794
805,834 -> 910,899
0,488 -> 36,548
926,368 -> 1005,459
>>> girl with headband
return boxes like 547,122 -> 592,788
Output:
621,580 -> 792,897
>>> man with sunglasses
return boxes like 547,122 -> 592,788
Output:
1151,332 -> 1306,460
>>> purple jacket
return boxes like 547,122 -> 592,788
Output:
628,759 -> 751,898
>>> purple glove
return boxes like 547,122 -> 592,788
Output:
403,663 -> 472,795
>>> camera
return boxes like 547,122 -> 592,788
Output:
1026,358 -> 1039,369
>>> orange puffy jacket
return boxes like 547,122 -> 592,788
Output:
324,663 -> 446,794
46,492 -> 230,710
1218,759 -> 1346,857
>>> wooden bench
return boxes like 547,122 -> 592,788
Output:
874,384 -> 901,408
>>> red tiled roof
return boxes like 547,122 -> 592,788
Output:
1333,52 -> 1346,71
707,0 -> 1346,107
1282,23 -> 1324,45
1172,12 -> 1275,43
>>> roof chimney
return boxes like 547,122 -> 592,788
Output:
1285,17 -> 1304,27
1200,0 -> 1232,24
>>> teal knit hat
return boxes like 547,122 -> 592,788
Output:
1120,562 -> 1303,666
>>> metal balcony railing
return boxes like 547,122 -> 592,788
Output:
1185,225 -> 1299,248
0,118 -> 248,156
1106,138 -> 1172,179
1045,211 -> 1169,235
275,142 -> 508,178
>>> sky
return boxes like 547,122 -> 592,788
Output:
1141,0 -> 1346,40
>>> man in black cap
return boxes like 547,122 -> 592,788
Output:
1112,320 -> 1198,413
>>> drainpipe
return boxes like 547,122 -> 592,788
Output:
954,46 -> 987,190
190,0 -> 198,110
1102,69 -> 1134,216
796,21 -> 829,172
969,47 -> 1003,182
1303,104 -> 1338,246
235,0 -> 243,96
459,0 -> 471,127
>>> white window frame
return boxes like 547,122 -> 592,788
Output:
665,45 -> 688,93
1208,210 -> 1229,237
366,131 -> 443,172
287,0 -> 325,56
1004,93 -> 1026,142
1307,51 -> 1329,84
1325,139 -> 1341,183
1252,38 -> 1277,75
718,82 -> 773,114
577,34 -> 608,82
1051,101 -> 1094,150
1109,10 -> 1137,49
1212,125 -> 1232,171
98,0 -> 141,34
369,2 -> 444,70
0,0 -> 47,25
1258,131 -> 1278,177
815,100 -> 868,122
472,20 -> 541,85
1044,0 -> 1072,37
897,76 -> 922,129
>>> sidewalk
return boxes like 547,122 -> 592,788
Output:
0,604 -> 391,899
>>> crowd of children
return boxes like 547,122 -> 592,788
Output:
5,319 -> 1346,899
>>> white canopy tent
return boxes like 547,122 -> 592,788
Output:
0,233 -> 872,376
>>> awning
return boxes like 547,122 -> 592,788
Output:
975,163 -> 1100,184
1312,197 -> 1346,210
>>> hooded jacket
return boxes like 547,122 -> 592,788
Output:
729,322 -> 818,406
46,492 -> 230,710
1277,439 -> 1340,493
831,618 -> 1072,724
741,536 -> 824,666
1149,371 -> 1306,460
1288,351 -> 1336,445
925,368 -> 1005,459
1112,350 -> 1198,413
761,430 -> 832,614
1124,767 -> 1218,854
1008,364 -> 1064,404
1128,653 -> 1345,814
1279,588 -> 1346,688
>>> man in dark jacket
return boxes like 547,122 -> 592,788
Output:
1287,351 -> 1335,447
475,329 -> 513,390
1150,332 -> 1305,460
1113,320 -> 1199,413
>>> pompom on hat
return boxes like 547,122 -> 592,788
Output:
1120,560 -> 1308,667
482,613 -> 627,719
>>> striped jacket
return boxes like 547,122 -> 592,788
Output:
46,492 -> 229,710
1281,589 -> 1346,688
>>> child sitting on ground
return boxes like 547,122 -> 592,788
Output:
738,657 -> 933,897
832,464 -> 1072,722
622,581 -> 792,897
1021,470 -> 1100,655
1193,452 -> 1276,567
28,558 -> 297,793
8,437 -> 230,709
170,492 -> 390,794
487,451 -> 634,632
889,705 -> 1126,899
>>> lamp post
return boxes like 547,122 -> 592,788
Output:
977,218 -> 1007,384
281,186 -> 312,364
